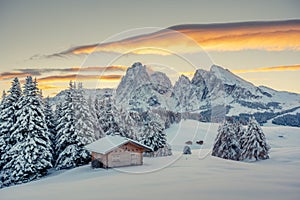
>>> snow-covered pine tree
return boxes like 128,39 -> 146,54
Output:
1,76 -> 52,187
88,96 -> 104,140
55,81 -> 90,170
0,78 -> 22,172
212,119 -> 241,161
0,90 -> 6,104
54,102 -> 63,123
140,112 -> 166,154
117,108 -> 138,140
97,95 -> 122,136
0,91 -> 7,173
233,121 -> 246,140
44,96 -> 57,164
73,83 -> 96,144
240,117 -> 270,161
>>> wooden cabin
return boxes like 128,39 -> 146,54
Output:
85,135 -> 153,168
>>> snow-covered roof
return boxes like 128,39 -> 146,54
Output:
85,135 -> 153,154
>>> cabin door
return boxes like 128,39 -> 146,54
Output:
131,154 -> 138,165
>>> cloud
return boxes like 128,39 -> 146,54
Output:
0,72 -> 37,80
38,84 -> 66,91
48,19 -> 300,57
37,74 -> 122,83
233,64 -> 300,73
16,65 -> 127,75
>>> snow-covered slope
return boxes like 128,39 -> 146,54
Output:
1,120 -> 299,200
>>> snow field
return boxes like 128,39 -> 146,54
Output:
1,120 -> 299,200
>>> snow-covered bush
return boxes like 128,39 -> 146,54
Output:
183,146 -> 192,154
91,159 -> 103,169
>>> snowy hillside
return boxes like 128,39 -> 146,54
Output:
1,120 -> 299,200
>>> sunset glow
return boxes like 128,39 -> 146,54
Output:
58,20 -> 300,56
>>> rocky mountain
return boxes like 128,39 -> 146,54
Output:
51,62 -> 300,125
115,62 -> 178,112
114,62 -> 300,124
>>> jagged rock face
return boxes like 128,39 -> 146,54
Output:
150,72 -> 173,95
115,62 -> 178,112
173,75 -> 192,111
173,71 -> 209,112
116,62 -> 151,104
114,62 -> 300,117
191,70 -> 209,101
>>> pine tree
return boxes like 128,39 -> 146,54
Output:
1,77 -> 52,187
212,119 -> 241,161
234,121 -> 245,140
117,108 -> 138,140
240,117 -> 270,161
88,96 -> 104,140
0,91 -> 7,172
97,95 -> 122,136
55,81 -> 90,170
73,83 -> 96,144
0,90 -> 6,104
44,96 -> 57,164
140,112 -> 166,153
0,78 -> 22,172
54,102 -> 63,123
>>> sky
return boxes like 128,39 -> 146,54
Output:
0,0 -> 300,96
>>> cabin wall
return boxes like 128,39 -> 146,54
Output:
107,143 -> 144,168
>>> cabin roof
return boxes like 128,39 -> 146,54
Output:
85,135 -> 153,154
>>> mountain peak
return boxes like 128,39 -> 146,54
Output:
131,62 -> 144,69
191,69 -> 206,86
177,74 -> 191,84
210,64 -> 255,89
116,62 -> 151,103
126,62 -> 148,75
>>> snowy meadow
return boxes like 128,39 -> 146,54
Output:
1,120 -> 299,200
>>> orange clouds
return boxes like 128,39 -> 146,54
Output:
0,72 -> 33,80
65,65 -> 128,72
0,66 -> 127,82
233,65 -> 300,73
171,21 -> 300,51
38,84 -> 66,91
37,74 -> 122,83
57,20 -> 300,56
0,66 -> 126,93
